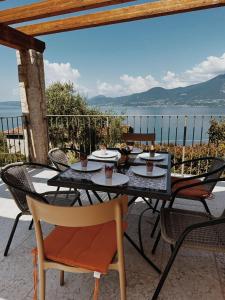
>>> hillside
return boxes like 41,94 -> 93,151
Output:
89,74 -> 225,106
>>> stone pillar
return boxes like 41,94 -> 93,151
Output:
17,49 -> 48,164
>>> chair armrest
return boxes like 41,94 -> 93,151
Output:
23,162 -> 59,172
41,190 -> 80,197
172,156 -> 215,167
171,158 -> 225,187
172,177 -> 225,198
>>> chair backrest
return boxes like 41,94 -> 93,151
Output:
203,157 -> 225,193
1,163 -> 36,212
48,148 -> 70,171
27,194 -> 128,262
122,133 -> 155,144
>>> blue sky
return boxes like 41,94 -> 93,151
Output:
1,1 -> 225,100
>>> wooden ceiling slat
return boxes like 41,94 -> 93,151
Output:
17,0 -> 225,36
0,0 -> 135,25
0,24 -> 45,52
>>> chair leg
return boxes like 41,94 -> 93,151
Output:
60,270 -> 64,286
118,268 -> 126,300
138,207 -> 151,252
28,219 -> 33,230
153,199 -> 159,214
151,214 -> 160,238
77,196 -> 83,206
4,212 -> 23,256
151,241 -> 183,300
86,190 -> 93,205
39,269 -> 46,300
152,231 -> 161,255
201,199 -> 211,215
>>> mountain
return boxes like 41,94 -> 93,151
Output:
88,74 -> 225,106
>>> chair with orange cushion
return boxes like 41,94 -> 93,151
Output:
150,156 -> 225,254
27,194 -> 128,300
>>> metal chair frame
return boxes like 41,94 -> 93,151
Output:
151,177 -> 225,299
48,147 -> 113,205
150,157 -> 225,254
1,162 -> 80,256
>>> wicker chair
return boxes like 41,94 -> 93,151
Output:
150,157 -> 225,254
48,147 -> 104,205
152,177 -> 225,299
1,162 -> 80,256
137,157 -> 225,254
48,147 -> 82,171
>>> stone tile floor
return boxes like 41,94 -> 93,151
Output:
0,168 -> 225,300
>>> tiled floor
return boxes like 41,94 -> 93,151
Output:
0,168 -> 225,300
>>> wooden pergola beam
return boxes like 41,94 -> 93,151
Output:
17,0 -> 225,36
0,24 -> 45,52
0,0 -> 135,25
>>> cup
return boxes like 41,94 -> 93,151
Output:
105,163 -> 114,179
80,153 -> 88,168
149,148 -> 155,157
146,160 -> 153,173
100,144 -> 107,155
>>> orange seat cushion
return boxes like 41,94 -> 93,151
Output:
38,221 -> 126,274
171,176 -> 210,199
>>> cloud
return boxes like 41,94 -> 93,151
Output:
162,53 -> 225,88
44,60 -> 80,88
97,74 -> 159,97
42,53 -> 225,98
95,52 -> 225,97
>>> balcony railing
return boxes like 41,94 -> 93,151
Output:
0,116 -> 28,167
0,114 -> 224,175
47,114 -> 225,175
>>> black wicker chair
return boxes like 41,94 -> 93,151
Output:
150,157 -> 225,254
151,177 -> 225,300
48,147 -> 105,205
1,162 -> 80,256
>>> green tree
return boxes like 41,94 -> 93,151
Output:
46,82 -> 123,152
208,118 -> 225,144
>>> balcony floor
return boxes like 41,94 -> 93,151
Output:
0,168 -> 225,300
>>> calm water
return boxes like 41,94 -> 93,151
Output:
0,101 -> 225,144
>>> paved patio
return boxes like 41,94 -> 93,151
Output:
0,168 -> 225,300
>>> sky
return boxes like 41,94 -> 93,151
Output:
1,1 -> 225,100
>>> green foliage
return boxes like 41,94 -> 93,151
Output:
46,82 -> 124,152
0,133 -> 7,152
208,118 -> 225,144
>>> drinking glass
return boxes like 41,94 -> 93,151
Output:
80,153 -> 88,168
105,163 -> 114,178
146,160 -> 153,173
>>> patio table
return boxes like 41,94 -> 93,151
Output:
47,152 -> 172,274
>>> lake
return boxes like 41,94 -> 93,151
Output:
0,101 -> 224,144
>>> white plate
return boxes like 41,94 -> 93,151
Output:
132,166 -> 167,178
92,150 -> 118,158
138,152 -> 164,161
130,148 -> 143,154
91,173 -> 129,186
71,161 -> 103,172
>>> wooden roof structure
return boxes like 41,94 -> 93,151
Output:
1,0 -> 225,52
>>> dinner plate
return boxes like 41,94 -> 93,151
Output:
71,161 -> 103,172
91,173 -> 129,186
92,150 -> 118,158
138,152 -> 164,161
131,166 -> 167,178
130,148 -> 143,154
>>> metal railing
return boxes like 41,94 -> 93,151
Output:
47,114 -> 225,175
0,116 -> 28,167
0,114 -> 224,174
